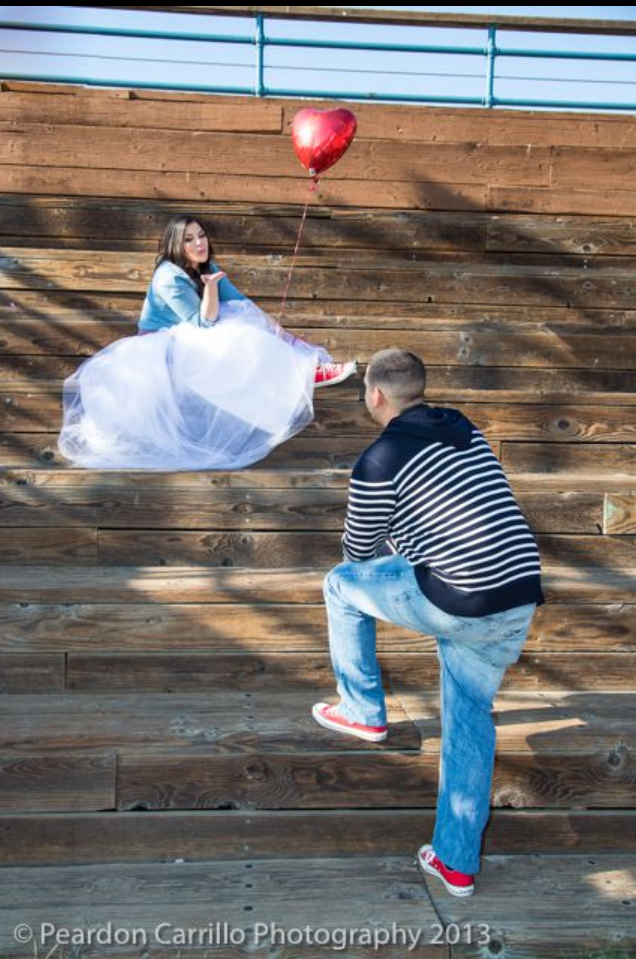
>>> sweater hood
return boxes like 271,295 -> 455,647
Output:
383,404 -> 473,450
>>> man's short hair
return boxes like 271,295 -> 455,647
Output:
366,349 -> 426,403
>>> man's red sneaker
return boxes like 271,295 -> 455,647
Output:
314,361 -> 357,388
417,845 -> 475,897
311,702 -> 388,742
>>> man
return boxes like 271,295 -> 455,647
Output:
312,348 -> 544,897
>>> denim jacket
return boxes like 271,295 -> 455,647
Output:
138,259 -> 246,331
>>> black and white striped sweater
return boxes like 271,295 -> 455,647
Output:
343,404 -> 544,616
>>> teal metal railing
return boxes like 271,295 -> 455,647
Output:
1,9 -> 636,112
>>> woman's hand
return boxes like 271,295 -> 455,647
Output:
200,271 -> 225,323
201,271 -> 226,285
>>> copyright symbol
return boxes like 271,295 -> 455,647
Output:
14,924 -> 34,943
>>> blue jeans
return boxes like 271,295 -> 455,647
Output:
323,554 -> 537,875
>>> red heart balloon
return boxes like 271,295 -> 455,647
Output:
291,107 -> 357,177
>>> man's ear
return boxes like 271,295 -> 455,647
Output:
370,386 -> 385,410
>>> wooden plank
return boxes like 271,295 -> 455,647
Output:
0,854 -> 431,910
47,7 -> 636,32
0,81 -> 130,97
0,565 -> 630,607
6,290 -> 636,330
0,163 -> 489,210
97,531 -> 634,568
35,686 -> 633,768
116,750 -> 636,809
64,615 -> 636,694
0,691 -> 420,754
430,854 -> 636,959
93,528 -> 626,568
0,603 -> 404,652
395,691 -> 636,753
552,146 -> 636,192
0,466 -> 351,490
4,603 -> 636,675
0,123 -> 552,185
0,91 -> 283,133
388,651 -> 636,692
0,567 -> 327,604
531,604 -> 636,653
544,567 -> 636,603
2,318 -> 635,371
492,184 -> 636,217
1,432 -> 370,470
487,215 -> 636,257
6,249 -> 636,314
0,754 -> 116,813
0,487 -> 605,534
0,466 -> 629,493
1,809 -> 633,867
6,431 -> 636,473
0,527 -> 97,563
0,288 -> 141,315
539,534 -> 636,568
280,98 -> 636,148
0,654 -> 65,693
64,651 -> 636,693
3,365 -> 635,403
96,531 -> 338,567
0,487 -> 348,530
2,244 -> 635,279
604,493 -> 636,534
503,441 -> 636,476
67,652 -> 339,690
0,857 -> 440,959
0,198 -> 489,251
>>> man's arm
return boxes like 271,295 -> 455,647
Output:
342,468 -> 396,562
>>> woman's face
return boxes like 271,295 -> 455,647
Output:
182,221 -> 209,268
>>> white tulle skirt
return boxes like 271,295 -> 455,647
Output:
58,300 -> 331,470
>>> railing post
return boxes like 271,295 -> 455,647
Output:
485,24 -> 497,108
255,13 -> 265,96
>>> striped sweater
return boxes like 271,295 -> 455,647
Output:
343,403 -> 544,616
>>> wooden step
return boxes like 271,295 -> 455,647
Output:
426,853 -> 636,959
2,648 -> 635,695
5,195 -> 636,260
0,690 -> 420,756
4,432 -> 636,473
2,313 -> 636,375
2,809 -> 635,867
1,528 -> 634,568
2,365 -> 635,405
0,854 -> 632,958
0,482 -> 629,535
1,692 -> 632,814
0,856 -> 442,958
5,743 -> 634,813
0,563 -> 632,603
5,247 -> 636,317
0,691 -> 630,756
393,691 -> 636,753
4,390 -> 636,448
5,292 -> 636,332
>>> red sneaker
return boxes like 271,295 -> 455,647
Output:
311,702 -> 388,742
417,845 -> 474,897
314,361 -> 357,388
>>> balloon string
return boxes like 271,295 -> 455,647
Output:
278,177 -> 319,320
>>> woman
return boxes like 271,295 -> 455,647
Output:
58,215 -> 356,470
